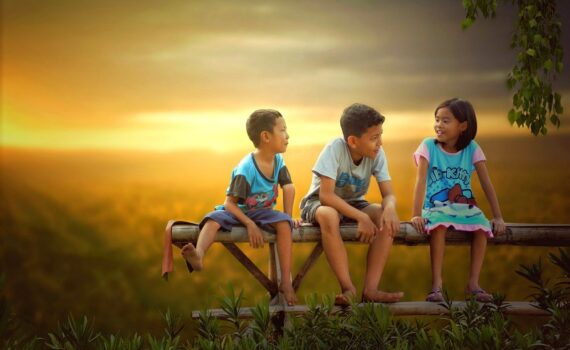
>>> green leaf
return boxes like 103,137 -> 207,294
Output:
528,19 -> 537,28
461,18 -> 474,30
506,76 -> 516,89
550,114 -> 560,128
512,93 -> 520,107
526,48 -> 536,57
533,34 -> 542,44
554,93 -> 563,114
531,121 -> 539,135
556,62 -> 563,73
521,35 -> 528,47
543,59 -> 553,71
508,109 -> 516,125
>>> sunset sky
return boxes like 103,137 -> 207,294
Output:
2,0 -> 570,151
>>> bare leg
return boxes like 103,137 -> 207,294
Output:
429,227 -> 446,291
316,206 -> 356,305
361,204 -> 403,303
467,230 -> 488,291
181,220 -> 220,271
273,220 -> 297,306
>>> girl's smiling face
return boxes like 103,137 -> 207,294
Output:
434,107 -> 467,151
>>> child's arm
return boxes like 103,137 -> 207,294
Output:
411,156 -> 429,233
377,180 -> 399,237
282,184 -> 300,227
474,161 -> 506,235
223,196 -> 265,248
319,176 -> 378,243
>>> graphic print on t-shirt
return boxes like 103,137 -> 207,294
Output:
244,184 -> 278,210
335,172 -> 368,198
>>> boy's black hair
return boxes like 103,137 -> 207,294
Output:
435,98 -> 477,151
246,109 -> 283,147
340,103 -> 385,141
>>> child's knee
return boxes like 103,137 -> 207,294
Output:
363,203 -> 383,223
203,219 -> 221,231
315,206 -> 340,229
272,221 -> 291,233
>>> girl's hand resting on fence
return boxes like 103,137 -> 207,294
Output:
411,216 -> 426,234
491,217 -> 506,236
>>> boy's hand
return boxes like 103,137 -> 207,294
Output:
411,216 -> 426,234
292,218 -> 302,229
491,217 -> 506,236
246,222 -> 264,248
357,214 -> 378,244
381,206 -> 400,238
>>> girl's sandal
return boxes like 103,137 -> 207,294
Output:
425,288 -> 444,302
466,288 -> 493,302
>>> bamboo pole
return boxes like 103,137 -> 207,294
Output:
172,223 -> 570,246
190,301 -> 550,319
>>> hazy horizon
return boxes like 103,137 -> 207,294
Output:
2,0 -> 570,151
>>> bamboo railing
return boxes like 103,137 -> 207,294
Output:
166,222 -> 570,319
171,222 -> 570,247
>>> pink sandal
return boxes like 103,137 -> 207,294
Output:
466,288 -> 493,302
426,288 -> 444,302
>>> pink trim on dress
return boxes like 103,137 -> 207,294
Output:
413,142 -> 429,166
425,223 -> 494,238
472,146 -> 486,163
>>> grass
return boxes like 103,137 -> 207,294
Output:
2,248 -> 569,349
0,134 -> 569,335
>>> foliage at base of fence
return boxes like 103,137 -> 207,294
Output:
2,248 -> 569,349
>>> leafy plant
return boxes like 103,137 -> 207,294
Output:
45,315 -> 100,350
163,308 -> 185,341
219,284 -> 248,340
146,334 -> 180,350
462,0 -> 564,135
517,247 -> 570,348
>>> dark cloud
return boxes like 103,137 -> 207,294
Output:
2,0 -> 569,128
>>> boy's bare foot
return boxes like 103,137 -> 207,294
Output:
181,243 -> 203,271
334,289 -> 357,306
362,290 -> 404,303
279,283 -> 298,306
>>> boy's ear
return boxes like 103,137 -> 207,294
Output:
346,135 -> 358,148
260,130 -> 270,143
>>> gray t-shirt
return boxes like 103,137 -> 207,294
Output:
300,137 -> 391,209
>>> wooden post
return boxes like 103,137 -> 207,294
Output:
292,242 -> 324,291
222,243 -> 277,296
268,243 -> 287,330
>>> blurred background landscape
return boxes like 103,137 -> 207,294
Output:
2,0 -> 570,337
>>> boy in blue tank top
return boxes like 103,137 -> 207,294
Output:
181,109 -> 298,305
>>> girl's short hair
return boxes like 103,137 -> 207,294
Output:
435,98 -> 477,151
246,109 -> 283,147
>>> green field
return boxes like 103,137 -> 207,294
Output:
1,135 -> 569,335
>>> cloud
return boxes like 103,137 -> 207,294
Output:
2,0 -> 569,149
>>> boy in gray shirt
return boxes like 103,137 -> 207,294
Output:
300,103 -> 404,305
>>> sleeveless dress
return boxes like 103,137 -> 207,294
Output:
414,138 -> 493,237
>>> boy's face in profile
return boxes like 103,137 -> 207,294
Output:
352,123 -> 383,159
266,117 -> 289,153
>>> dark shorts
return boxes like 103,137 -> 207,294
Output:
200,208 -> 293,233
300,199 -> 371,224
